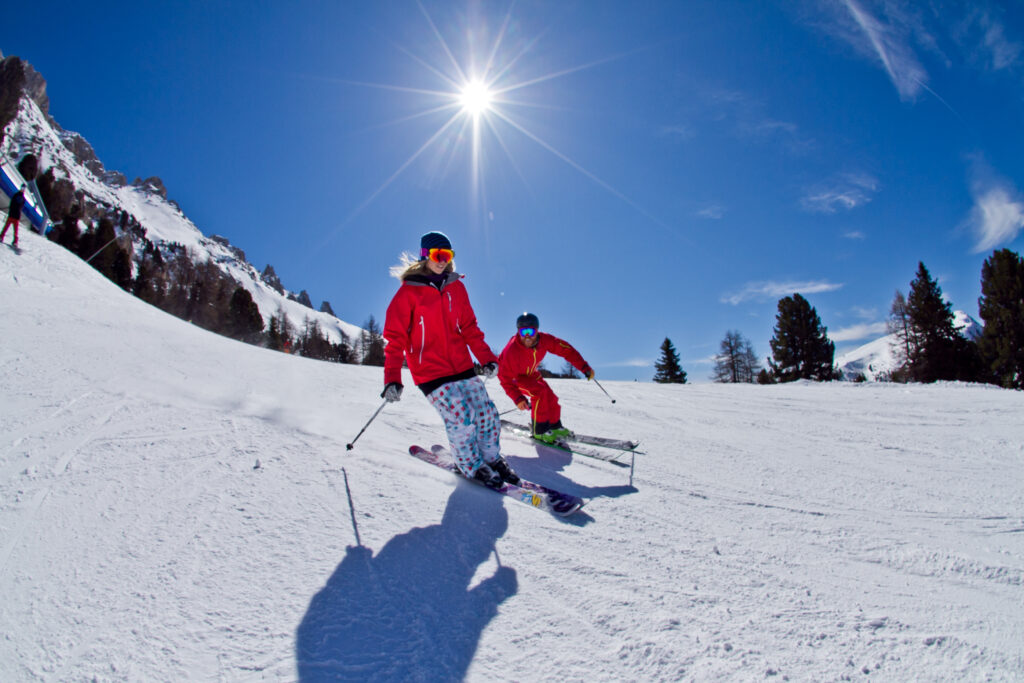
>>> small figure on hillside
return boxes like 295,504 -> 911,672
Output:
1,184 -> 27,248
497,312 -> 594,443
382,230 -> 519,488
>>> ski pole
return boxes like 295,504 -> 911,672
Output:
346,401 -> 387,450
593,378 -> 616,404
342,468 -> 362,546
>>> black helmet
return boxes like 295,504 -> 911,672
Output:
516,312 -> 539,329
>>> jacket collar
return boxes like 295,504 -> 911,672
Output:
405,271 -> 461,290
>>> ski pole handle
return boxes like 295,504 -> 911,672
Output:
593,378 -> 616,404
346,401 -> 387,450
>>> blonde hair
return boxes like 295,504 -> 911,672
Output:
390,251 -> 455,280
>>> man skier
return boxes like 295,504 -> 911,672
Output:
497,312 -> 594,443
1,185 -> 27,248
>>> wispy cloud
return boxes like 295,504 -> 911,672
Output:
800,173 -> 879,214
809,1 -> 1021,103
843,230 -> 867,240
979,14 -> 1022,69
737,117 -> 813,153
840,0 -> 929,100
851,306 -> 878,320
605,358 -> 653,368
955,8 -> 1023,71
696,204 -> 725,220
700,87 -> 814,153
721,280 -> 843,306
831,321 -> 888,343
659,124 -> 695,142
966,180 -> 1024,254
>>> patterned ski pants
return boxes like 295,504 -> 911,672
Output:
427,377 -> 500,477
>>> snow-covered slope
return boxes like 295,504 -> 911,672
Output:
3,230 -> 1024,680
1,82 -> 362,345
837,311 -> 983,381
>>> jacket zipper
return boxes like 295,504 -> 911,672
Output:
418,316 -> 426,364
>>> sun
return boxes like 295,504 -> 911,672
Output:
457,79 -> 494,117
326,4 -> 653,237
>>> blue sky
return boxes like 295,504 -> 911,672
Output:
7,1 -> 1024,381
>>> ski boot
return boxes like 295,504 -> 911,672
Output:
488,456 -> 520,485
533,420 -> 574,445
472,463 -> 504,489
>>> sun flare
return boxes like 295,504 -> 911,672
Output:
330,4 -> 648,235
458,79 -> 494,117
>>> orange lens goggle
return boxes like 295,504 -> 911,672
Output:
421,247 -> 454,263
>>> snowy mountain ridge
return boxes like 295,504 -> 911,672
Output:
836,310 -> 983,381
0,55 -> 362,346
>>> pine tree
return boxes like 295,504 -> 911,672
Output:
653,337 -> 687,384
36,169 -> 77,225
132,240 -> 166,307
332,331 -> 354,364
227,287 -> 265,343
83,218 -> 118,276
712,330 -> 761,383
361,315 -> 386,366
558,360 -> 581,379
886,290 -> 912,382
267,310 -> 293,352
978,249 -> 1024,389
768,293 -> 836,382
16,153 -> 38,181
906,262 -> 963,383
112,247 -> 133,291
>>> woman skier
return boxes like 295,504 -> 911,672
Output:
382,230 -> 519,487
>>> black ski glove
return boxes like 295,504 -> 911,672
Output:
382,382 -> 403,402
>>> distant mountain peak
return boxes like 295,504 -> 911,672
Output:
1,54 -> 365,347
837,310 -> 984,381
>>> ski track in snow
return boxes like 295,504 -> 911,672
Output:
2,232 -> 1024,680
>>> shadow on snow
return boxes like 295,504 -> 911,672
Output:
295,482 -> 516,681
507,443 -> 638,501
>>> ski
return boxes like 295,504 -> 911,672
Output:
500,420 -> 639,455
570,433 -> 639,452
408,445 -> 584,516
500,423 -> 630,466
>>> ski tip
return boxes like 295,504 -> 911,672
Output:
554,501 -> 584,517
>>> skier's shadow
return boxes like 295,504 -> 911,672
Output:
508,444 -> 638,500
295,483 -> 517,681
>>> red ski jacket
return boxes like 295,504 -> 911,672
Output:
497,332 -> 590,404
383,273 -> 497,389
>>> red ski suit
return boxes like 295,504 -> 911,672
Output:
498,332 -> 589,428
383,273 -> 497,390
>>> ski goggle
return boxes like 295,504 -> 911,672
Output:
421,247 -> 454,263
518,327 -> 537,338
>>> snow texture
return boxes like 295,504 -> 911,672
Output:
2,231 -> 1024,680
